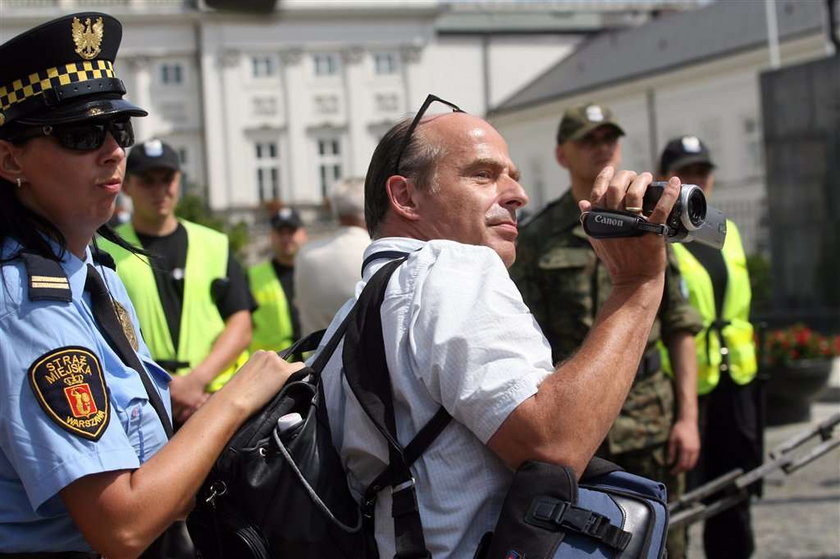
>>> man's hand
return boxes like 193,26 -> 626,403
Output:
668,417 -> 700,474
169,374 -> 210,423
579,168 -> 681,287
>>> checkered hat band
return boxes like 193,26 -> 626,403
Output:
0,60 -> 115,112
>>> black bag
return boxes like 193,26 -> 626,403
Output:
188,256 -> 450,558
186,324 -> 363,558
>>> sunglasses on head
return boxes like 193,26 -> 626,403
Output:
393,94 -> 465,176
12,118 -> 134,152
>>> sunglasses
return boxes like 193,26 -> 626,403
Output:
13,118 -> 134,152
393,94 -> 464,176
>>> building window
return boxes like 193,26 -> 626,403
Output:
743,116 -> 763,174
316,137 -> 342,199
253,96 -> 278,116
375,92 -> 399,112
255,141 -> 280,202
313,53 -> 339,76
314,94 -> 339,115
160,63 -> 183,85
373,52 -> 398,75
251,55 -> 276,78
176,147 -> 188,166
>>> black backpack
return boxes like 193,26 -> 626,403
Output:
188,255 -> 450,558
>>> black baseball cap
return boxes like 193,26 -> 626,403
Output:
556,103 -> 624,145
126,139 -> 181,174
659,136 -> 716,175
270,207 -> 303,230
0,12 -> 147,137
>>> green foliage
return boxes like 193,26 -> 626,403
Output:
747,252 -> 771,312
176,193 -> 249,260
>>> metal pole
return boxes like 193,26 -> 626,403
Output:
765,0 -> 781,69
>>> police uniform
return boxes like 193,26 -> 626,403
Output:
0,241 -> 170,553
0,12 -> 171,554
511,190 -> 703,557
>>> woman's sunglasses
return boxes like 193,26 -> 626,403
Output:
12,118 -> 134,152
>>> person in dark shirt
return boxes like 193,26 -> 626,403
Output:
101,139 -> 256,425
659,136 -> 761,559
248,207 -> 307,352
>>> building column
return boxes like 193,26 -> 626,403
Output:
342,46 -> 365,177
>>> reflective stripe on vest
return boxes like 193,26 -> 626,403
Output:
247,261 -> 294,353
661,221 -> 757,394
100,221 -> 247,391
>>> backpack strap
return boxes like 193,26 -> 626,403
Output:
342,253 -> 451,559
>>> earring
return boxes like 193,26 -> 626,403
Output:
16,177 -> 22,189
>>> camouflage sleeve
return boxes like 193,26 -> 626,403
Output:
659,245 -> 704,342
509,233 -> 549,328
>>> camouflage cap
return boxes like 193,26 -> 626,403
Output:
556,103 -> 624,145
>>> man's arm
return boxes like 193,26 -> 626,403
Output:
169,310 -> 252,422
666,331 -> 700,474
488,170 -> 682,477
170,252 -> 255,423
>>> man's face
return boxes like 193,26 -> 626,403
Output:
673,163 -> 715,197
123,167 -> 180,222
410,114 -> 528,267
270,226 -> 307,264
556,125 -> 622,189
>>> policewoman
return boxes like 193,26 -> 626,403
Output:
0,13 -> 302,557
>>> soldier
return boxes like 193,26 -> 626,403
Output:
511,102 -> 703,558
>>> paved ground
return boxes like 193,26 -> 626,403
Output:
687,400 -> 840,558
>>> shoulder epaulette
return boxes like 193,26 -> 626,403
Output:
20,252 -> 72,302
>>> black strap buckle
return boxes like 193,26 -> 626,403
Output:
525,496 -> 632,552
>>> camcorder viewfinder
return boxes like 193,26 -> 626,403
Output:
581,181 -> 727,249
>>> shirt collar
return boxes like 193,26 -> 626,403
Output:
362,237 -> 425,279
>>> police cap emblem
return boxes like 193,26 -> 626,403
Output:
71,16 -> 104,60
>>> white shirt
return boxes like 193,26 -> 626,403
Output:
294,226 -> 370,336
318,237 -> 553,558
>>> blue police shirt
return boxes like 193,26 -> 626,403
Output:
0,239 -> 172,552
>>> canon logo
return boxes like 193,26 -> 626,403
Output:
594,214 -> 624,227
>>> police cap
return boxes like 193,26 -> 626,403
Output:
659,136 -> 716,175
0,12 -> 147,137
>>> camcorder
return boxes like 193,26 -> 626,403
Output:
581,181 -> 727,249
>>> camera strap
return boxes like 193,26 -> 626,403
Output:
580,208 -> 671,240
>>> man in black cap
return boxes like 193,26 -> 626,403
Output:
100,138 -> 256,425
511,103 -> 703,559
659,136 -> 761,559
247,207 -> 307,353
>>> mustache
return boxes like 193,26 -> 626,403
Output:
486,207 -> 517,225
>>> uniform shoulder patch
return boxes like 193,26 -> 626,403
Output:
28,346 -> 110,441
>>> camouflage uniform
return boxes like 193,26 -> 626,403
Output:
511,191 -> 703,558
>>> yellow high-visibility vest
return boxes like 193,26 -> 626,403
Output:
100,220 -> 247,391
247,261 -> 294,353
663,221 -> 757,394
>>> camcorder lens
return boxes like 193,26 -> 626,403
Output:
685,188 -> 706,228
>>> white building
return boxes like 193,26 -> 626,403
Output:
488,0 -> 836,255
1,0 -> 703,227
